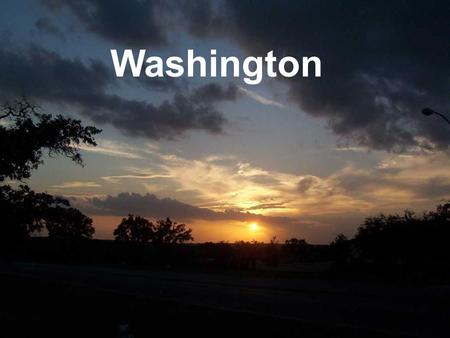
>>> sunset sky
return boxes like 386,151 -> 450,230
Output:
1,0 -> 450,243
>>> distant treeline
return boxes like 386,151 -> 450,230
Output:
6,201 -> 450,277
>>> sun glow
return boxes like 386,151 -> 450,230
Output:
249,222 -> 259,232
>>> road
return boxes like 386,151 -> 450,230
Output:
1,262 -> 449,337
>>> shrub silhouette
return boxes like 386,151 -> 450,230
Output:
114,215 -> 193,244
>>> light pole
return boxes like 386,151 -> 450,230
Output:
422,108 -> 450,126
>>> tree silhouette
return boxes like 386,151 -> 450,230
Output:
113,215 -> 153,243
113,215 -> 193,244
45,205 -> 95,239
0,185 -> 48,243
151,217 -> 193,244
352,203 -> 450,265
0,98 -> 100,251
0,98 -> 101,182
0,185 -> 94,246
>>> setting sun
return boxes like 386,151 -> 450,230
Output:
249,222 -> 259,232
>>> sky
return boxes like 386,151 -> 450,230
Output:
1,0 -> 450,243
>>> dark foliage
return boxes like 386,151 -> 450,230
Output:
284,238 -> 309,260
0,98 -> 101,182
283,238 -> 330,263
113,214 -> 153,243
0,185 -> 64,243
0,185 -> 94,246
45,205 -> 95,239
114,215 -> 193,244
329,233 -> 351,265
353,203 -> 450,266
152,217 -> 193,244
0,98 -> 99,253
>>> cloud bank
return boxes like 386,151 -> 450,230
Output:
36,0 -> 450,151
0,45 -> 238,139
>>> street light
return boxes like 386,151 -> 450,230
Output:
422,107 -> 450,126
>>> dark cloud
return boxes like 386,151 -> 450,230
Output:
39,0 -> 225,46
180,0 -> 225,37
335,167 -> 450,200
82,92 -> 226,139
297,176 -> 319,193
245,202 -> 287,211
86,192 -> 217,220
190,83 -> 240,104
0,45 -> 110,102
334,170 -> 380,193
34,17 -> 65,39
215,0 -> 450,151
38,1 -> 184,92
36,1 -> 450,151
246,175 -> 280,186
416,177 -> 450,199
75,192 -> 293,224
0,45 -> 233,139
138,76 -> 187,92
39,0 -> 169,47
